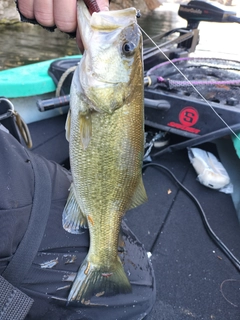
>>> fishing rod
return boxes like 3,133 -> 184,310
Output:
37,76 -> 170,112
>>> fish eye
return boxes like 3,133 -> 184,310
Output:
122,41 -> 136,56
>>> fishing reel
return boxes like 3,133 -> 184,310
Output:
179,0 -> 240,29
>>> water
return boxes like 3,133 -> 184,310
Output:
0,4 -> 183,71
0,23 -> 79,70
0,3 -> 240,71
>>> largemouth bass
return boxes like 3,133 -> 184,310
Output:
63,0 -> 147,303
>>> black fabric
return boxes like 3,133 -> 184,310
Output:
2,150 -> 52,286
0,129 -> 155,320
28,114 -> 69,165
0,275 -> 33,320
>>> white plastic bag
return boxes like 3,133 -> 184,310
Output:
188,147 -> 233,194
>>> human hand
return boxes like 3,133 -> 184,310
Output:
17,0 -> 109,50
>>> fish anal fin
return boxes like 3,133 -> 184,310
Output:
65,110 -> 71,142
67,256 -> 132,303
79,112 -> 92,150
62,183 -> 88,234
128,177 -> 148,210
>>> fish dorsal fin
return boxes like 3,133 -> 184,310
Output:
65,109 -> 71,142
128,177 -> 148,210
79,112 -> 92,150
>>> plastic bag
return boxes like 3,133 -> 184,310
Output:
188,147 -> 233,194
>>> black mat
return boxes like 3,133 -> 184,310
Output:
126,145 -> 240,320
28,116 -> 240,320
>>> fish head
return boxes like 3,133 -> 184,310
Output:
77,1 -> 143,114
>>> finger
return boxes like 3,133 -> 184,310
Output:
18,0 -> 35,19
33,0 -> 54,27
53,0 -> 77,33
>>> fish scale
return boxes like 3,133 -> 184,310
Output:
71,104 -> 143,211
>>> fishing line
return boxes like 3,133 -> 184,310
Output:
138,25 -> 240,142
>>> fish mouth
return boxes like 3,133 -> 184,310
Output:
90,7 -> 138,30
77,1 -> 138,49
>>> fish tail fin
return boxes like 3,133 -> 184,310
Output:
62,183 -> 88,233
68,257 -> 132,303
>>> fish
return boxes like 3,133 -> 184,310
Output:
63,0 -> 147,303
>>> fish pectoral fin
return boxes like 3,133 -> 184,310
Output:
65,109 -> 71,142
62,183 -> 88,234
67,256 -> 132,303
128,177 -> 148,210
79,112 -> 92,150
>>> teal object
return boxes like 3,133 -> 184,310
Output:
0,55 -> 81,98
232,134 -> 240,159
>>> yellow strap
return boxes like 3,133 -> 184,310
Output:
13,110 -> 33,149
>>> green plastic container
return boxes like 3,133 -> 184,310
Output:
0,55 -> 81,123
0,55 -> 81,98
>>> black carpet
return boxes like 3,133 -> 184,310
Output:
127,145 -> 240,320
29,115 -> 240,320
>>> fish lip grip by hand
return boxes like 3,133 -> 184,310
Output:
83,0 -> 101,14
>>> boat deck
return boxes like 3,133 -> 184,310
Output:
129,142 -> 240,320
28,114 -> 240,320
